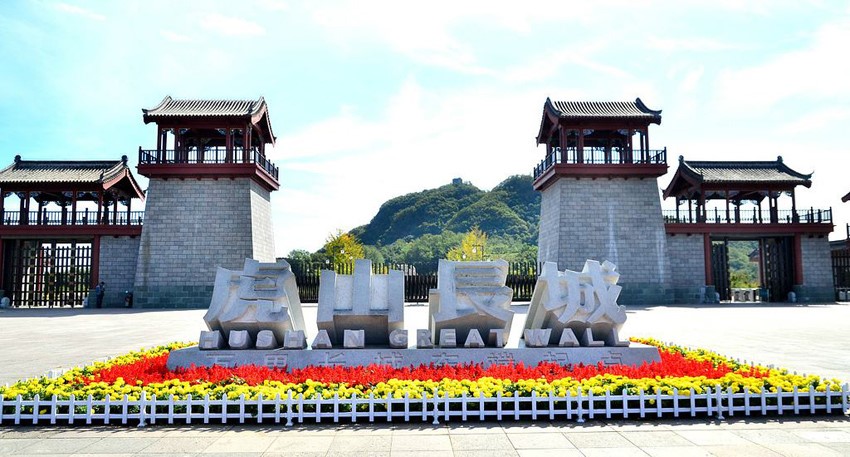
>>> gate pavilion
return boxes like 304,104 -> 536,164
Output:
0,155 -> 144,307
663,156 -> 834,302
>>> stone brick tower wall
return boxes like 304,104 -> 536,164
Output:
98,236 -> 141,307
133,177 -> 275,308
537,177 -> 672,305
795,236 -> 835,302
665,234 -> 709,303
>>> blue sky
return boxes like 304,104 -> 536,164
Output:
1,1 -> 849,255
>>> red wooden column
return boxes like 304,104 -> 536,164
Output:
703,233 -> 713,286
577,128 -> 585,163
20,192 -> 29,225
226,128 -> 233,162
793,234 -> 804,285
126,198 -> 131,225
0,188 -> 4,225
71,190 -> 77,224
112,197 -> 118,225
791,189 -> 798,222
91,235 -> 101,287
97,191 -> 103,225
0,237 -> 4,291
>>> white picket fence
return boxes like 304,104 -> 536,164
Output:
1,384 -> 847,427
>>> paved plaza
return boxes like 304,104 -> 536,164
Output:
1,302 -> 849,455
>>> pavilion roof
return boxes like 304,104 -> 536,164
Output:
142,96 -> 276,145
536,97 -> 662,145
0,156 -> 144,200
545,98 -> 663,122
663,156 -> 812,200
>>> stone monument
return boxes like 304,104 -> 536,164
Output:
167,257 -> 660,371
200,258 -> 305,350
523,260 -> 629,347
429,259 -> 514,346
317,259 -> 404,347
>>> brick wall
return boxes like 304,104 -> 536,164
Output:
134,177 -> 275,308
536,177 -> 672,304
666,234 -> 708,303
795,235 -> 834,302
97,236 -> 140,307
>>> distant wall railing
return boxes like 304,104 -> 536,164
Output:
533,147 -> 666,179
139,147 -> 279,181
1,210 -> 144,227
662,207 -> 832,225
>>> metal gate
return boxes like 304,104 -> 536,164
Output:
711,240 -> 731,301
832,248 -> 850,300
2,240 -> 92,308
761,237 -> 794,303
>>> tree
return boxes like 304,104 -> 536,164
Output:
286,249 -> 313,263
447,227 -> 488,261
323,229 -> 365,266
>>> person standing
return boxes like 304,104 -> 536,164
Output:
95,281 -> 105,308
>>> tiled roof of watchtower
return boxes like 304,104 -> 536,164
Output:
679,157 -> 812,185
142,97 -> 267,118
663,156 -> 812,199
544,97 -> 662,123
0,155 -> 144,199
142,96 -> 276,145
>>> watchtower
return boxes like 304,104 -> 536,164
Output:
134,97 -> 280,308
533,98 -> 671,304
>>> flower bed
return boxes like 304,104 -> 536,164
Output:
1,338 -> 847,426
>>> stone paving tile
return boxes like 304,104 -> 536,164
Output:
11,437 -> 102,455
515,450 -> 583,457
450,433 -> 516,450
0,426 -> 64,439
674,429 -> 752,446
640,446 -> 712,457
447,423 -> 507,435
198,453 -> 265,457
702,444 -> 784,456
730,428 -> 808,445
825,443 -> 850,454
334,424 -> 395,436
577,447 -> 649,457
69,454 -> 136,457
138,436 -> 215,454
389,450 -> 455,457
620,430 -> 695,447
0,438 -> 43,455
328,434 -> 392,453
506,431 -> 574,449
49,427 -> 123,438
764,443 -> 846,457
391,423 -> 450,435
452,451 -> 519,457
564,430 -> 634,448
262,453 -> 326,457
265,434 -> 334,453
391,434 -> 452,451
500,420 -> 574,434
325,452 -> 390,457
202,431 -> 276,453
74,436 -> 156,454
790,429 -> 850,443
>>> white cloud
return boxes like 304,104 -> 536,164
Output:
159,31 -> 192,43
259,0 -> 289,11
782,107 -> 850,134
55,3 -> 106,21
201,13 -> 265,37
678,66 -> 704,93
714,19 -> 850,113
647,37 -> 739,52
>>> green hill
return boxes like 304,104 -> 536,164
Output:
347,175 -> 540,264
351,175 -> 539,246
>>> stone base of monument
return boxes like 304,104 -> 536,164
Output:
166,344 -> 660,371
